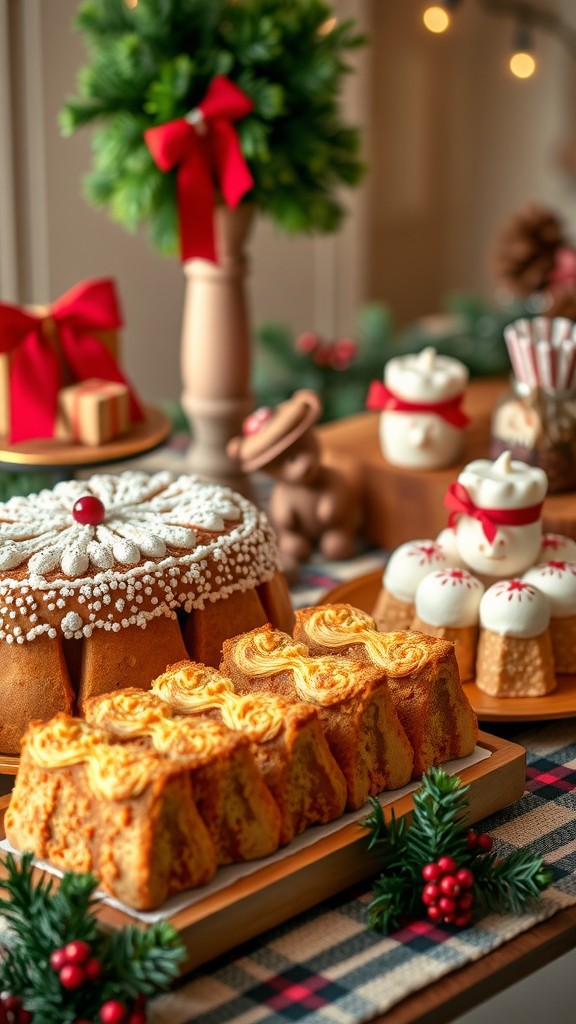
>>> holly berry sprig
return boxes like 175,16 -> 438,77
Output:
364,768 -> 553,935
0,854 -> 185,1024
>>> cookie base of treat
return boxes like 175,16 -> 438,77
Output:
410,617 -> 478,682
550,616 -> 576,673
372,588 -> 414,632
475,629 -> 557,697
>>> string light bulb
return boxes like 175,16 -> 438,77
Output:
509,24 -> 536,78
423,5 -> 451,33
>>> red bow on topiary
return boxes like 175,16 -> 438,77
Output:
144,76 -> 254,263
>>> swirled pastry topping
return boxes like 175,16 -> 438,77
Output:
232,628 -> 364,705
26,716 -> 166,800
85,688 -> 230,759
299,607 -> 434,677
152,663 -> 289,742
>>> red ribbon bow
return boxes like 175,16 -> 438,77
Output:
365,381 -> 469,429
0,279 -> 144,443
144,76 -> 254,263
443,482 -> 543,543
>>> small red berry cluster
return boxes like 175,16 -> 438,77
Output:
295,332 -> 358,370
0,994 -> 33,1024
49,940 -> 147,1023
421,831 -> 493,928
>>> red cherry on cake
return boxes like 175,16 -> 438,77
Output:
72,495 -> 106,526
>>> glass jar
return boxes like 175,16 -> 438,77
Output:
490,380 -> 576,493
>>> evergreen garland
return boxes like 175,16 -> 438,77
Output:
0,854 -> 185,1023
365,768 -> 553,935
60,0 -> 366,255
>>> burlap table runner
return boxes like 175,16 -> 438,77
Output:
150,719 -> 576,1024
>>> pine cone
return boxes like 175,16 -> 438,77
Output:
492,202 -> 566,295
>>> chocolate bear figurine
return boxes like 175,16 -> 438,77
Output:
227,390 -> 360,581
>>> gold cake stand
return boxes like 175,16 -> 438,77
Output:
0,404 -> 171,473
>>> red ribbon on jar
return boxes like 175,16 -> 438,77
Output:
144,75 -> 254,264
366,381 -> 469,429
444,482 -> 543,543
0,278 -> 144,443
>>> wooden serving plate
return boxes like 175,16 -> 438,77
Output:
322,571 -> 576,722
0,732 -> 526,972
0,405 -> 171,470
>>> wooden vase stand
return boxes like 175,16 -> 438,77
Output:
318,377 -> 576,549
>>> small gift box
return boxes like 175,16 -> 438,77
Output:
0,278 -> 143,443
56,378 -> 131,447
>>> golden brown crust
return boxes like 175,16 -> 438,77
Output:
475,630 -> 557,697
149,662 -> 347,844
294,605 -> 478,777
84,688 -> 282,864
221,624 -> 414,809
0,636 -> 74,754
5,727 -> 217,910
550,617 -> 576,674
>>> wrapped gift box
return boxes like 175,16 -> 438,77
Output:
56,378 -> 131,447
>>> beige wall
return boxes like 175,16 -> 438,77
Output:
1,0 -> 575,401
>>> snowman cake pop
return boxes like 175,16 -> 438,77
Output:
367,347 -> 469,470
444,451 -> 548,580
373,539 -> 450,632
411,568 -> 484,681
476,579 -> 555,697
523,561 -> 576,673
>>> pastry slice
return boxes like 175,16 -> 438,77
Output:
524,561 -> 576,673
84,688 -> 282,864
476,580 -> 556,696
5,715 -> 217,910
151,663 -> 347,845
373,539 -> 450,632
221,625 -> 414,809
411,568 -> 484,682
293,604 -> 478,776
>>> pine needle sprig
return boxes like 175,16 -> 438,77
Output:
367,874 -> 416,935
406,768 -> 470,869
471,849 -> 554,915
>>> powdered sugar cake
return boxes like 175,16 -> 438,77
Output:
0,471 -> 293,753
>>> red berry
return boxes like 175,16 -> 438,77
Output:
443,913 -> 455,924
457,891 -> 475,911
100,1002 -> 126,1024
439,875 -> 461,897
466,829 -> 478,849
477,833 -> 494,853
456,868 -> 475,890
438,896 -> 457,915
49,948 -> 68,971
126,1013 -> 147,1024
427,904 -> 443,922
84,957 -> 103,981
454,911 -> 473,928
422,863 -> 442,882
421,883 -> 440,906
19,1012 -> 33,1024
59,964 -> 85,989
3,999 -> 20,1011
72,495 -> 106,526
437,855 -> 458,875
63,940 -> 91,965
295,331 -> 320,354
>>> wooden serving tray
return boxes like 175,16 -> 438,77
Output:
0,732 -> 526,972
323,570 -> 576,723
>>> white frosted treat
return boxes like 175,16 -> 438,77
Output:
415,568 -> 484,627
479,579 -> 551,638
537,534 -> 576,564
523,562 -> 576,618
378,347 -> 468,470
450,451 -> 547,578
385,347 -> 468,403
434,528 -> 467,568
383,539 -> 450,603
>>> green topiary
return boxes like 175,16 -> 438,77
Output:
60,0 -> 366,256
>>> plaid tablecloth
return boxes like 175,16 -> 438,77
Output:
150,719 -> 576,1024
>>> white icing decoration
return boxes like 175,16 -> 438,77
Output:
0,471 -> 245,578
61,611 -> 83,636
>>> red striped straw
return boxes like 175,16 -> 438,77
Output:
504,317 -> 576,392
